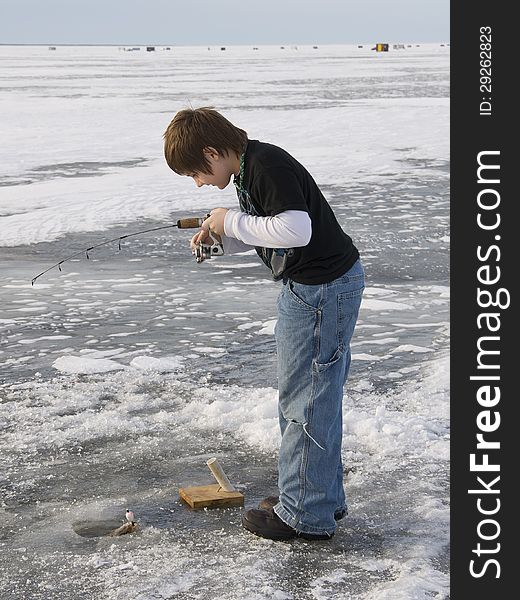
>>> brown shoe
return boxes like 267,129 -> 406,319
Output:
258,495 -> 347,521
258,495 -> 280,511
241,508 -> 333,541
242,508 -> 297,541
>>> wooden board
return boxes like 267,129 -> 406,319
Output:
179,483 -> 244,509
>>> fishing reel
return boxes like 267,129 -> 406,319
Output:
194,231 -> 224,263
178,214 -> 224,263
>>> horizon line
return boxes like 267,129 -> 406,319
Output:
0,41 -> 450,47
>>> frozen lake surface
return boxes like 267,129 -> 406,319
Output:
0,44 -> 449,599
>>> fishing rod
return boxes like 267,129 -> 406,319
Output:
31,215 -> 223,286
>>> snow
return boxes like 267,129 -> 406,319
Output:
52,355 -> 125,374
0,44 -> 448,248
361,299 -> 414,311
391,344 -> 435,353
257,319 -> 277,335
129,355 -> 185,372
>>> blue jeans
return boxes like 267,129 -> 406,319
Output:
273,259 -> 364,535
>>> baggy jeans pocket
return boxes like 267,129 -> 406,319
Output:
337,286 -> 364,348
286,280 -> 321,311
314,285 -> 364,371
314,344 -> 344,372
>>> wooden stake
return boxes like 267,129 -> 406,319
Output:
206,457 -> 236,492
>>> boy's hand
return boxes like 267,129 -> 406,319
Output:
190,229 -> 222,253
201,208 -> 228,237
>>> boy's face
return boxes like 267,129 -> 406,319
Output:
189,148 -> 238,190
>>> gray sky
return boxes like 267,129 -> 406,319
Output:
0,0 -> 449,45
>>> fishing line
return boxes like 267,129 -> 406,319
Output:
31,216 -> 210,286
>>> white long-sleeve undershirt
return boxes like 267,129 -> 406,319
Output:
223,209 -> 312,253
221,236 -> 255,255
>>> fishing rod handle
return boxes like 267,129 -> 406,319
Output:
176,214 -> 210,229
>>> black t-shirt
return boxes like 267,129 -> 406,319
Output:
234,140 -> 359,285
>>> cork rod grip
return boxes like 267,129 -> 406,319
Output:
206,458 -> 236,492
176,217 -> 205,229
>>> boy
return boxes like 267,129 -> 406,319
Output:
164,107 -> 364,541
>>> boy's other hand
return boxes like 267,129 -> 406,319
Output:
201,208 -> 228,237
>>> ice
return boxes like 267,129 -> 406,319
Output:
257,319 -> 277,335
18,335 -> 72,345
0,44 -> 448,248
191,346 -> 227,356
52,355 -> 125,373
361,299 -> 413,311
0,44 -> 449,600
130,355 -> 185,372
352,353 -> 392,361
390,344 -> 435,353
211,262 -> 259,269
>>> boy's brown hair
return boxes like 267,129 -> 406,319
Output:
163,107 -> 248,175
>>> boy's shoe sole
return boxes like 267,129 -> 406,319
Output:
241,508 -> 333,541
258,495 -> 347,521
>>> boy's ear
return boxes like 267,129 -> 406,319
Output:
203,147 -> 220,159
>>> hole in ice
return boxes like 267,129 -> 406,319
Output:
72,518 -> 124,538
